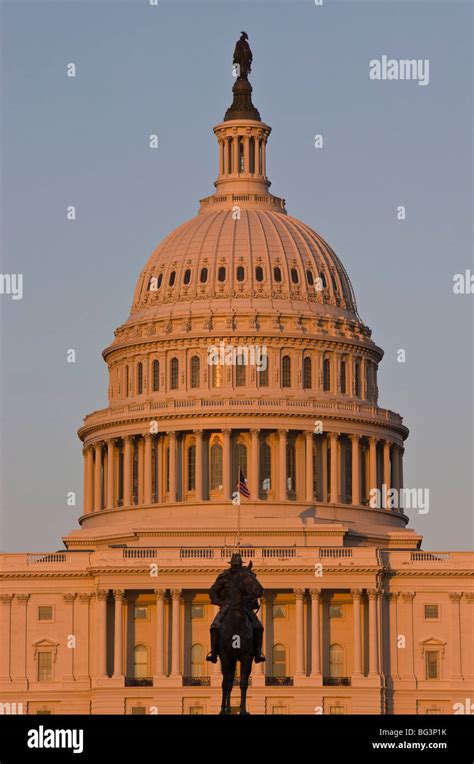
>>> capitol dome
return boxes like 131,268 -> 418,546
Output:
73,57 -> 413,551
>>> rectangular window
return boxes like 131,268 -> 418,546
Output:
329,705 -> 345,715
425,651 -> 439,680
36,709 -> 52,715
191,604 -> 205,619
272,706 -> 289,715
131,707 -> 146,715
424,604 -> 439,620
329,605 -> 343,619
189,706 -> 204,715
37,652 -> 52,682
134,605 -> 149,620
426,708 -> 442,715
38,606 -> 53,621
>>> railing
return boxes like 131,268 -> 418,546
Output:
125,677 -> 153,687
323,677 -> 351,686
183,677 -> 211,686
123,549 -> 157,559
265,677 -> 294,686
181,548 -> 214,559
410,552 -> 450,562
317,548 -> 353,558
262,548 -> 296,558
220,548 -> 257,559
27,553 -> 67,564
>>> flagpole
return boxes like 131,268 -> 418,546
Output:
237,490 -> 241,548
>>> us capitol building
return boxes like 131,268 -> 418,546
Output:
1,44 -> 472,717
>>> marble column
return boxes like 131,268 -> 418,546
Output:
368,437 -> 378,499
368,589 -> 379,676
383,440 -> 391,506
0,594 -> 13,681
76,593 -> 92,682
194,430 -> 203,501
305,431 -> 314,503
63,593 -> 76,681
449,593 -> 463,680
168,432 -> 177,502
222,429 -> 232,500
329,432 -> 339,503
250,429 -> 259,500
171,589 -> 181,678
321,436 -> 328,502
154,590 -> 165,679
123,436 -> 133,508
96,590 -> 108,678
310,589 -> 322,678
113,590 -> 124,678
144,433 -> 153,505
11,594 -> 29,684
83,446 -> 94,514
294,589 -> 305,677
94,443 -> 102,511
351,589 -> 363,677
106,440 -> 115,510
157,436 -> 164,503
278,430 -> 287,501
350,435 -> 360,505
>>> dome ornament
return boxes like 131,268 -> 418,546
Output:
225,32 -> 261,122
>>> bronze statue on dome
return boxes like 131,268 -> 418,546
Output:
233,31 -> 253,79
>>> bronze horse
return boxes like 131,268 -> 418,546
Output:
217,565 -> 262,714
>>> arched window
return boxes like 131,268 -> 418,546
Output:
191,644 -> 205,678
236,266 -> 245,282
303,357 -> 312,389
286,442 -> 296,493
235,355 -> 246,387
200,267 -> 208,284
137,362 -> 143,395
354,362 -> 361,398
281,355 -> 291,388
210,443 -> 223,491
340,360 -> 346,394
183,269 -> 191,285
169,271 -> 176,287
255,266 -> 264,282
190,356 -> 200,388
306,270 -> 314,286
157,273 -> 163,289
212,362 -> 222,388
218,266 -> 226,282
290,268 -> 299,284
187,445 -> 196,491
152,360 -> 160,392
235,443 -> 247,482
323,358 -> 331,392
272,643 -> 287,678
260,440 -> 271,493
320,271 -> 327,289
228,139 -> 233,173
238,138 -> 244,173
329,644 -> 344,678
170,358 -> 179,390
134,645 -> 149,679
273,266 -> 282,283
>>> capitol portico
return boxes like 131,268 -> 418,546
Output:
0,44 -> 472,717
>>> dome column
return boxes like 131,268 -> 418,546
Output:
157,436 -> 164,503
168,432 -> 177,502
95,590 -> 108,678
83,446 -> 94,514
93,443 -> 102,511
144,433 -> 153,505
250,429 -> 259,500
368,436 -> 378,499
383,440 -> 391,507
329,433 -> 339,503
368,589 -> 380,676
351,589 -> 363,678
106,439 -> 115,510
294,589 -> 305,677
153,590 -> 165,681
123,436 -> 133,508
113,590 -> 125,679
321,436 -> 328,502
350,435 -> 360,506
171,589 -> 182,679
194,430 -> 203,501
310,589 -> 322,680
222,429 -> 232,501
305,431 -> 314,503
278,430 -> 287,501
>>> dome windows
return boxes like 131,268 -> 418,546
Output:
281,355 -> 291,388
152,360 -> 160,392
306,270 -> 314,286
170,358 -> 179,390
236,266 -> 245,282
323,359 -> 331,392
184,269 -> 191,285
190,356 -> 200,388
340,360 -> 347,394
137,362 -> 143,395
200,267 -> 208,284
255,266 -> 264,282
290,268 -> 299,284
169,271 -> 176,287
273,267 -> 282,283
218,266 -> 226,282
303,357 -> 312,390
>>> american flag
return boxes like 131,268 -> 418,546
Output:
238,469 -> 250,498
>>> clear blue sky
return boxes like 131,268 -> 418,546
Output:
1,0 -> 472,551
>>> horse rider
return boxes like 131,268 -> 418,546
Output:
206,552 -> 265,664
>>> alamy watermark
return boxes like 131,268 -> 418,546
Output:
369,484 -> 430,514
207,341 -> 268,371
